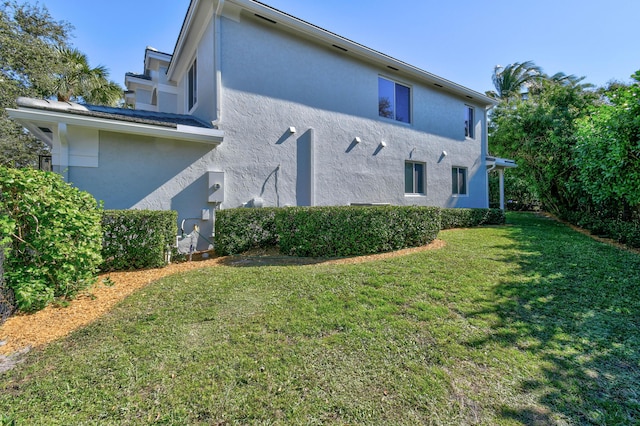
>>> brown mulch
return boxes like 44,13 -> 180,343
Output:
0,240 -> 446,357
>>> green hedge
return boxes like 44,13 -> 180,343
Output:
564,210 -> 640,249
216,205 -> 442,257
440,208 -> 505,229
277,206 -> 441,257
101,210 -> 178,271
214,208 -> 278,256
0,167 -> 103,312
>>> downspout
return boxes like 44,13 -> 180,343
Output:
304,127 -> 315,206
212,0 -> 224,126
484,104 -> 493,208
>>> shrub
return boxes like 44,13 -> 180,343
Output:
0,167 -> 103,312
440,208 -> 505,230
0,204 -> 16,323
101,210 -> 178,271
214,208 -> 278,256
276,206 -> 441,257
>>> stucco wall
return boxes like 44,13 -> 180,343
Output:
208,13 -> 488,209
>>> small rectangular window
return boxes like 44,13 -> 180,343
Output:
188,59 -> 197,110
405,161 -> 425,194
379,77 -> 411,124
452,167 -> 468,196
465,105 -> 475,139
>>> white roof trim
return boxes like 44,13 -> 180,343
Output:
7,107 -> 224,145
170,0 -> 497,106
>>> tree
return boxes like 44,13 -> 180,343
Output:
486,60 -> 543,101
574,70 -> 640,216
489,79 -> 598,214
54,47 -> 122,106
0,1 -> 123,167
0,0 -> 70,167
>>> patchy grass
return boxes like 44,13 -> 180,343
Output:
1,212 -> 639,425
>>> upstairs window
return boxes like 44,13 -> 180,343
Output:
188,59 -> 197,110
405,161 -> 425,194
452,167 -> 468,196
464,105 -> 475,139
379,77 -> 411,124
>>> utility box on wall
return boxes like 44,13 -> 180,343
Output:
207,171 -> 225,203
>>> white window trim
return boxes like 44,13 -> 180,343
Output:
452,166 -> 469,197
464,105 -> 475,140
187,58 -> 198,112
379,76 -> 412,125
405,160 -> 426,195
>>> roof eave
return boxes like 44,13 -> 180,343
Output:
6,107 -> 224,146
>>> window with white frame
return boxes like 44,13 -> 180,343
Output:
188,59 -> 197,110
452,166 -> 468,196
464,105 -> 475,139
379,76 -> 411,124
405,161 -> 425,194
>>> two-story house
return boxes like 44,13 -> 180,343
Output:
7,0 -> 515,250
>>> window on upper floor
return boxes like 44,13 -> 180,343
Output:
452,166 -> 468,196
188,59 -> 197,111
379,76 -> 411,124
405,161 -> 425,195
465,105 -> 475,139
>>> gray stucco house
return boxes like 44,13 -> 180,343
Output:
7,0 -> 515,250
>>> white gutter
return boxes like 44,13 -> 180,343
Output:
7,107 -> 224,145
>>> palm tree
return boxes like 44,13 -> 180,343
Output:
53,47 -> 122,106
486,60 -> 543,101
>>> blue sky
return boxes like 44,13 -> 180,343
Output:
27,0 -> 640,95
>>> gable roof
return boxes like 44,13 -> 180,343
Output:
169,0 -> 497,107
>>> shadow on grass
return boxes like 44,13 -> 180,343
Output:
472,213 -> 640,424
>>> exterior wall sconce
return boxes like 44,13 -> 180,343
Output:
380,141 -> 387,148
354,137 -> 361,143
442,150 -> 448,157
288,126 -> 297,134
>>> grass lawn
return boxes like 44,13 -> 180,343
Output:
1,212 -> 639,425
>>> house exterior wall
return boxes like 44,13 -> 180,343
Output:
200,12 -> 489,209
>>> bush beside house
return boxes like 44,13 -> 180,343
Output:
0,167 -> 103,312
101,210 -> 178,271
215,206 -> 504,257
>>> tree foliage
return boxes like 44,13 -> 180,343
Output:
0,1 -> 123,168
574,72 -> 640,212
0,0 -> 69,167
489,78 -> 598,214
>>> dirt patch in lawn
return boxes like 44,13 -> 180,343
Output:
0,240 -> 446,360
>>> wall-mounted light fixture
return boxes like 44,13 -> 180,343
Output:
288,126 -> 297,134
380,141 -> 387,148
354,137 -> 361,144
442,150 -> 448,157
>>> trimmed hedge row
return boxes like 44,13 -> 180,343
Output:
101,210 -> 178,271
440,208 -> 505,229
277,206 -> 441,257
215,206 -> 504,257
563,210 -> 640,249
214,207 -> 278,256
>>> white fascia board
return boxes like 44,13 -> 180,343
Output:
7,107 -> 224,145
230,0 -> 498,107
486,156 -> 518,168
124,75 -> 155,88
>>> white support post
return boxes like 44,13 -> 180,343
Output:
499,168 -> 505,210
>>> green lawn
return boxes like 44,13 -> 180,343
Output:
1,212 -> 639,425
